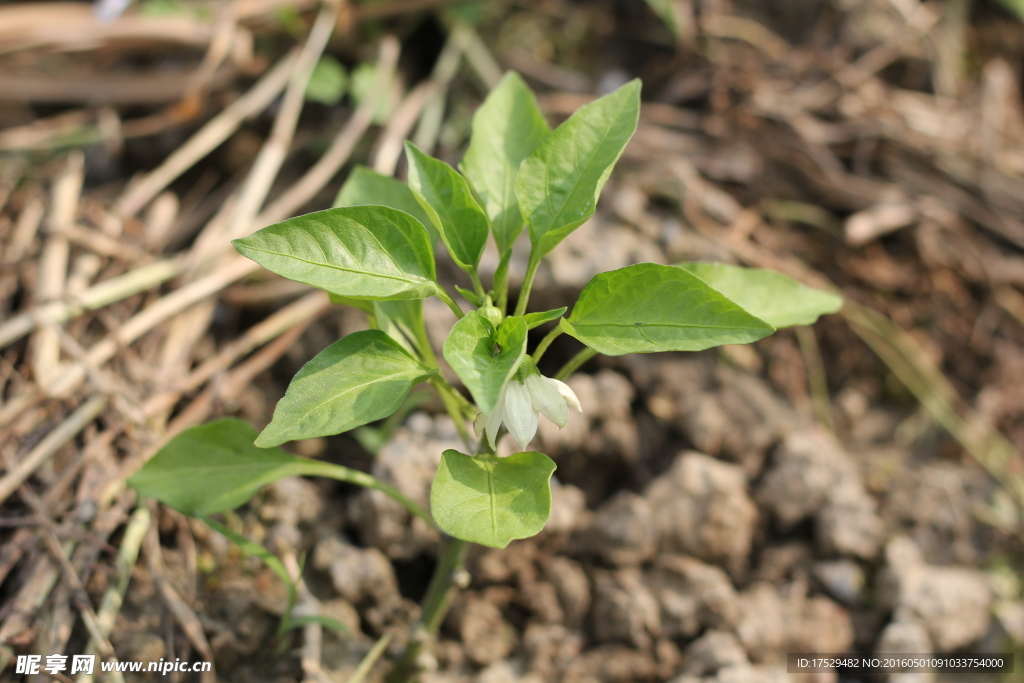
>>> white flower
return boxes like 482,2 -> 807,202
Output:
475,373 -> 582,451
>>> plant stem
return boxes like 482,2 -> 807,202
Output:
408,309 -> 474,448
531,326 -> 562,364
429,375 -> 475,447
554,347 -> 596,381
469,270 -> 486,300
435,288 -> 465,319
296,460 -> 434,528
513,250 -> 541,317
494,250 -> 512,316
430,375 -> 474,415
349,632 -> 394,683
388,537 -> 469,682
411,316 -> 439,368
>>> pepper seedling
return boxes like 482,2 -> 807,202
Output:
129,72 -> 842,679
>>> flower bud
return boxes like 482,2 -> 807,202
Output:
480,304 -> 503,327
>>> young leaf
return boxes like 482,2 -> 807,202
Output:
334,165 -> 438,246
677,262 -> 844,328
515,80 -> 641,257
442,312 -> 527,414
430,450 -> 556,548
461,72 -> 550,254
129,418 -> 434,524
256,330 -> 435,447
560,263 -> 775,355
404,142 -> 489,273
233,206 -> 438,301
454,285 -> 483,307
524,307 -> 567,329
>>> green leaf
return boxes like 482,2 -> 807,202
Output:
256,330 -> 435,447
461,72 -> 550,254
352,390 -> 431,454
305,56 -> 348,106
128,418 -> 434,524
333,165 -> 438,246
232,206 -> 438,301
442,312 -> 527,414
560,263 -> 776,355
404,142 -> 489,273
430,450 -> 556,548
128,419 -> 309,516
515,80 -> 641,257
524,307 -> 567,329
454,285 -> 483,307
677,262 -> 844,328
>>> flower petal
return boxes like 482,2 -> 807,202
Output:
526,374 -> 568,428
550,378 -> 582,412
503,379 -> 538,450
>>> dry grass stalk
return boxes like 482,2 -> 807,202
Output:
33,153 -> 83,388
77,506 -> 150,683
115,49 -> 300,217
223,1 -> 340,246
412,27 -> 465,152
0,257 -> 186,350
373,81 -> 438,175
0,395 -> 107,506
143,503 -> 215,683
258,35 -> 402,226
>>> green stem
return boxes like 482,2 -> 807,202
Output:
429,375 -> 475,447
388,537 -> 469,683
408,314 -> 472,446
494,250 -> 512,316
513,250 -> 541,317
435,288 -> 465,319
293,460 -> 434,528
469,270 -> 486,300
349,632 -> 394,683
430,375 -> 473,414
411,317 -> 439,368
554,347 -> 596,381
531,326 -> 562,364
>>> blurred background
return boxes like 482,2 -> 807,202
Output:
2,0 -> 1024,681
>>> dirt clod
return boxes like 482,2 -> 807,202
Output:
878,536 -> 993,651
646,451 -> 758,574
